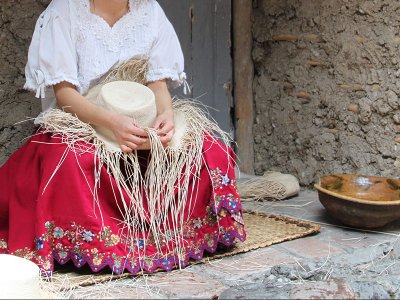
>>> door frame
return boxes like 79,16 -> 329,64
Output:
232,0 -> 255,174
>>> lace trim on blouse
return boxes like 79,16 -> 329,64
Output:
25,72 -> 80,98
75,0 -> 152,53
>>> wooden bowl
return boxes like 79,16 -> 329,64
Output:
314,174 -> 400,229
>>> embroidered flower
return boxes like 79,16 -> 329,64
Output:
204,233 -> 215,247
75,253 -> 83,261
193,247 -> 201,255
41,260 -> 51,271
113,259 -> 122,269
223,232 -> 232,242
59,252 -> 68,259
210,168 -> 223,189
205,206 -> 218,226
36,237 -> 44,250
219,208 -> 228,217
15,248 -> 35,260
236,223 -> 245,236
163,231 -> 173,242
93,256 -> 103,266
146,233 -> 155,245
143,258 -> 154,269
212,194 -> 222,210
110,234 -> 120,246
231,179 -> 238,190
228,198 -> 238,209
91,248 -> 99,254
0,240 -> 7,249
221,174 -> 231,186
67,222 -> 85,243
192,218 -> 203,229
99,226 -> 115,247
53,227 -> 64,239
45,221 -> 53,230
112,253 -> 122,269
161,257 -> 170,265
134,239 -> 145,249
82,230 -> 95,243
183,226 -> 196,239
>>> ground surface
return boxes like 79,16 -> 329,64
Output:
59,188 -> 400,299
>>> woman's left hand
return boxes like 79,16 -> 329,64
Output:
147,80 -> 175,147
152,109 -> 175,146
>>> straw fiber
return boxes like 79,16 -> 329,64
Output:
51,210 -> 320,288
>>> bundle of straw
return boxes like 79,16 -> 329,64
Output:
237,172 -> 300,201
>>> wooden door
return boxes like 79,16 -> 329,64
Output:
158,0 -> 233,135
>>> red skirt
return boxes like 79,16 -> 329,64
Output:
0,131 -> 245,274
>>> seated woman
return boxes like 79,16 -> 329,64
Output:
0,0 -> 245,274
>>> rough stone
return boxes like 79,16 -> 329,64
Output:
144,271 -> 227,299
393,113 -> 400,125
348,280 -> 391,300
386,90 -> 399,109
290,279 -> 355,299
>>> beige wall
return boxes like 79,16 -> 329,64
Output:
252,0 -> 400,185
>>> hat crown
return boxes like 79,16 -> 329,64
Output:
96,81 -> 157,127
85,80 -> 187,152
0,254 -> 42,299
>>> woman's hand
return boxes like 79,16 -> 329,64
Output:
152,108 -> 175,146
110,114 -> 149,153
147,80 -> 175,147
54,82 -> 149,153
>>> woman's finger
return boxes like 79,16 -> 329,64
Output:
159,130 -> 174,144
129,126 -> 148,137
152,118 -> 163,130
122,133 -> 147,145
120,144 -> 134,153
157,123 -> 174,136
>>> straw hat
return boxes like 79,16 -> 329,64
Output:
0,254 -> 48,299
85,81 -> 187,152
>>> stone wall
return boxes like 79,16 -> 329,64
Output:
0,0 -> 48,166
252,0 -> 400,185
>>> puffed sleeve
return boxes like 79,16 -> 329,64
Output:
24,6 -> 79,99
147,2 -> 188,92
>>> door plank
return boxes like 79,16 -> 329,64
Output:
158,0 -> 233,134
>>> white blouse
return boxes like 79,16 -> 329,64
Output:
24,0 -> 186,121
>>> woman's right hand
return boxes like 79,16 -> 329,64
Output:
109,114 -> 149,153
53,82 -> 148,153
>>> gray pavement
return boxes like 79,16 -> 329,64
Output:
66,189 -> 400,299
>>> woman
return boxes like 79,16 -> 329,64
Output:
0,0 -> 245,274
